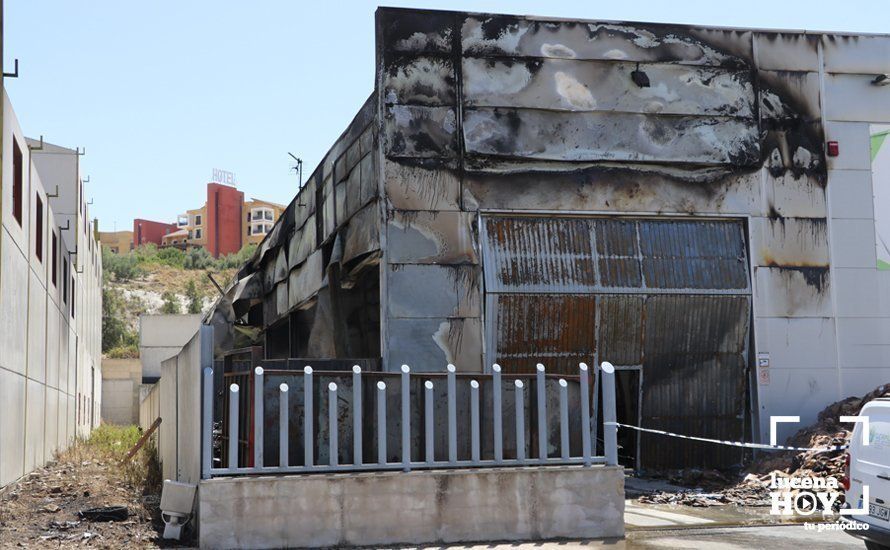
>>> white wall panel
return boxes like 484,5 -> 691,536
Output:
45,309 -> 60,389
831,219 -> 878,268
753,266 -> 832,318
66,395 -> 74,446
58,318 -> 69,393
757,368 -> 840,445
749,216 -> 829,267
44,388 -> 59,460
0,369 -> 26,486
767,172 -> 827,218
754,317 -> 837,369
834,268 -> 881,317
0,231 -> 29,375
755,33 -> 819,71
836,317 -> 890,368
880,271 -> 890,316
824,73 -> 890,123
822,35 -> 890,74
27,270 -> 47,383
23,379 -> 45,473
839,368 -> 890,403
825,122 -> 872,171
57,390 -> 67,449
827,170 -> 875,219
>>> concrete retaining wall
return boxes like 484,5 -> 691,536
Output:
101,358 -> 141,425
139,314 -> 202,380
139,325 -> 203,483
199,465 -> 624,549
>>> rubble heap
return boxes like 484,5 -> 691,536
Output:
638,383 -> 890,507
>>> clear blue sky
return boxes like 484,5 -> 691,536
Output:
5,0 -> 888,232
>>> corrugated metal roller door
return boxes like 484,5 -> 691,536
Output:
482,216 -> 751,470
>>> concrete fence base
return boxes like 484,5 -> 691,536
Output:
198,465 -> 625,549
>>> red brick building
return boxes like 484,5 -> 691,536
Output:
133,218 -> 178,247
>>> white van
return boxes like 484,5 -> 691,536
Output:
843,398 -> 890,550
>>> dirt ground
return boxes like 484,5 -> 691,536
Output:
0,426 -> 191,549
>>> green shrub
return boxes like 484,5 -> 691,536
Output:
161,291 -> 180,314
156,246 -> 186,268
216,244 -> 257,269
102,286 -> 139,353
133,243 -> 159,264
184,247 -> 214,270
102,246 -> 145,281
185,279 -> 204,314
106,344 -> 139,359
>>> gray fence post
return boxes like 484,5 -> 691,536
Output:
470,380 -> 480,462
579,363 -> 592,466
304,366 -> 313,467
254,366 -> 264,468
328,383 -> 338,467
601,362 -> 618,467
202,367 -> 213,478
199,324 -> 214,479
376,381 -> 387,465
279,383 -> 289,467
401,365 -> 411,472
424,380 -> 434,464
228,383 -> 240,470
515,380 -> 525,462
536,364 -> 547,460
492,364 -> 503,463
559,379 -> 569,460
447,364 -> 457,464
352,365 -> 362,466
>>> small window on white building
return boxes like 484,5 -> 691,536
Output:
195,228 -> 202,239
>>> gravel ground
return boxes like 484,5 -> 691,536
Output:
0,427 -> 191,549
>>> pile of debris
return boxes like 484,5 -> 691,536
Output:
638,383 -> 890,508
0,427 -> 165,548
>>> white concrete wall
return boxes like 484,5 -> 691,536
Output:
754,35 -> 890,445
101,358 -> 141,425
199,465 -> 625,549
0,88 -> 103,487
140,325 -> 204,484
139,313 -> 202,380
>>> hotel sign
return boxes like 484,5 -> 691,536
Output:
212,168 -> 236,185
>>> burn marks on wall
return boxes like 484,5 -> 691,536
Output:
464,107 -> 760,165
461,16 -> 745,67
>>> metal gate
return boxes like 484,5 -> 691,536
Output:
481,215 -> 752,470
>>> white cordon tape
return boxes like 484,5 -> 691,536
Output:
605,422 -> 848,453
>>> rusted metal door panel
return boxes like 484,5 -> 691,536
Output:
484,217 -> 597,293
640,295 -> 750,469
482,215 -> 752,470
639,220 -> 749,290
597,295 -> 644,366
483,216 -> 750,294
594,219 -> 643,288
495,294 -> 596,375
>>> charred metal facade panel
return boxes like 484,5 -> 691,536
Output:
210,7 -> 890,470
481,216 -> 751,468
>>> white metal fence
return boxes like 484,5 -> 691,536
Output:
201,362 -> 619,478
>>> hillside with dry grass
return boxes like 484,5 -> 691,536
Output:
102,244 -> 249,358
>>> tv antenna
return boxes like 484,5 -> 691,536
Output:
288,153 -> 303,188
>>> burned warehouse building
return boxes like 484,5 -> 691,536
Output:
206,8 -> 890,470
